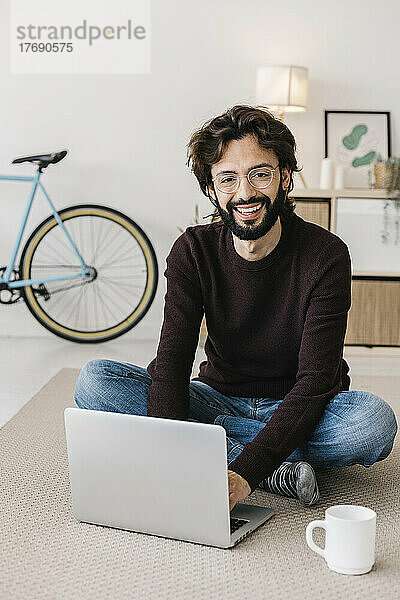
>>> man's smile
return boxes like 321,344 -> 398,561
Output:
232,201 -> 265,220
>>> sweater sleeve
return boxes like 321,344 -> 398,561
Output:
146,232 -> 204,421
228,240 -> 352,492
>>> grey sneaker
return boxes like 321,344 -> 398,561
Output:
296,461 -> 320,506
258,460 -> 320,506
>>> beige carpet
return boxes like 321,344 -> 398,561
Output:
1,368 -> 399,600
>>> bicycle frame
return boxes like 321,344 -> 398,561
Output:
0,169 -> 90,289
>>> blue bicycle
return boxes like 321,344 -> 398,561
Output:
0,151 -> 158,343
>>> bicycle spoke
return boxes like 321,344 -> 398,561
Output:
92,280 -> 99,330
96,277 -> 141,310
98,274 -> 144,294
46,283 -> 76,312
38,237 -> 73,266
94,225 -> 129,265
92,282 -> 126,322
98,246 -> 142,267
100,234 -> 135,268
91,217 -> 105,264
52,222 -> 80,260
91,219 -> 117,265
91,280 -> 121,324
94,280 -> 112,327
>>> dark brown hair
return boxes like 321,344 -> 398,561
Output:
186,104 -> 302,222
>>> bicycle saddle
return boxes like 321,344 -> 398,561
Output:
12,150 -> 68,168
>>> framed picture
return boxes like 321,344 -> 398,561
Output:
324,110 -> 391,188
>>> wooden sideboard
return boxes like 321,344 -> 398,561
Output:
290,188 -> 400,347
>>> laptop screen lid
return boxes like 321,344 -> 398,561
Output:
64,407 -> 232,547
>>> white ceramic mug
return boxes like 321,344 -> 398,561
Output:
306,504 -> 376,575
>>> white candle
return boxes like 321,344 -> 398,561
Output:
320,158 -> 334,189
334,165 -> 345,189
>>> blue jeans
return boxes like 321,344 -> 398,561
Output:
74,359 -> 398,479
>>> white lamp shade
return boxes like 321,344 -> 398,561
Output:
256,65 -> 308,113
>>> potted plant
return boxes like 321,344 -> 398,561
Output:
373,155 -> 400,245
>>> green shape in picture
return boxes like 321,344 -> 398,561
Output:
342,124 -> 368,150
352,151 -> 376,167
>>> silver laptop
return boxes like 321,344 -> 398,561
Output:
64,407 -> 274,548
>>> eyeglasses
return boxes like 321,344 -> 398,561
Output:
212,164 -> 279,194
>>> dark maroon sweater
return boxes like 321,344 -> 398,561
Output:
146,212 -> 352,492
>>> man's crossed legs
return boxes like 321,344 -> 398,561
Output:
74,359 -> 398,505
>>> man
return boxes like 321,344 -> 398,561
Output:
74,105 -> 397,511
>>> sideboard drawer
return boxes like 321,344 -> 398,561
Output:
294,199 -> 330,230
346,279 -> 400,346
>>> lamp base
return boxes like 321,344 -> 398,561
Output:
256,107 -> 308,189
279,112 -> 308,189
298,171 -> 308,188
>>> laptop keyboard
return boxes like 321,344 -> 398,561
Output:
230,517 -> 249,534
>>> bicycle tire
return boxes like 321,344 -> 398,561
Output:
19,204 -> 158,343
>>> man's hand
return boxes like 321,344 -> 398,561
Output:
228,470 -> 251,511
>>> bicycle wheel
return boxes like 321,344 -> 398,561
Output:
20,204 -> 158,343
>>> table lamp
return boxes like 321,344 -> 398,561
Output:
256,64 -> 309,187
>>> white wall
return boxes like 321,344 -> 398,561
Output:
0,0 -> 398,341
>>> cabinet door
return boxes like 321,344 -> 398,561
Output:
345,279 -> 400,346
335,197 -> 400,276
294,199 -> 330,230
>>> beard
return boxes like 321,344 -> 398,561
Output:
213,183 -> 287,241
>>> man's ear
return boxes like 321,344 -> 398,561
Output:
281,168 -> 291,191
207,183 -> 218,204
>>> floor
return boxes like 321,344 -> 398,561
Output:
1,335 -> 400,428
3,366 -> 399,599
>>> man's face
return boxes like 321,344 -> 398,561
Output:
208,134 -> 290,240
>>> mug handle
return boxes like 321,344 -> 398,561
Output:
306,520 -> 326,558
